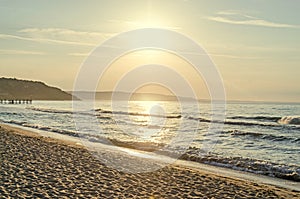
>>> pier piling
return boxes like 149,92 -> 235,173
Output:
0,99 -> 32,104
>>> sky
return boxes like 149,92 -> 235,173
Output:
0,0 -> 299,102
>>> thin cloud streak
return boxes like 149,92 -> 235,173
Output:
19,28 -> 113,39
0,33 -> 96,46
208,53 -> 260,60
68,52 -> 90,57
206,11 -> 299,28
108,19 -> 181,30
216,11 -> 258,19
0,49 -> 46,55
0,28 -> 115,47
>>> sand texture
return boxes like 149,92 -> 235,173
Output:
0,124 -> 299,199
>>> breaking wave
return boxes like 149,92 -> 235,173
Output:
187,116 -> 277,127
178,151 -> 300,182
94,108 -> 181,119
27,107 -> 181,119
278,116 -> 300,125
188,116 -> 300,130
228,115 -> 281,122
226,130 -> 299,143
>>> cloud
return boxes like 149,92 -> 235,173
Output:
0,49 -> 46,55
216,11 -> 258,19
19,28 -> 113,40
68,52 -> 90,57
108,19 -> 181,30
206,11 -> 299,28
186,51 -> 260,60
0,33 -> 96,46
0,28 -> 115,47
207,53 -> 260,60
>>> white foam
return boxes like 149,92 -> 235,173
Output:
278,116 -> 300,125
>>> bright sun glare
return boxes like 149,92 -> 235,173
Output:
127,19 -> 165,29
143,101 -> 163,115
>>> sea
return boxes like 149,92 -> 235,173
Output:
0,100 -> 299,181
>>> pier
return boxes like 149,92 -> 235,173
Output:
0,99 -> 32,104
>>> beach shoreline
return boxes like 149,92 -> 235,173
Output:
1,123 -> 299,198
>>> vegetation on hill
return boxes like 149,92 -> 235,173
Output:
0,78 -> 74,100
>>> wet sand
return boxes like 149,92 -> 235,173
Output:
0,124 -> 299,198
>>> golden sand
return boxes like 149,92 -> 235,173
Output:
0,124 -> 299,198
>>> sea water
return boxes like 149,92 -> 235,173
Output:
0,100 -> 299,181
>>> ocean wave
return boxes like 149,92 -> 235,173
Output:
107,138 -> 165,152
94,108 -> 181,119
188,116 -> 300,131
178,152 -> 300,182
278,116 -> 300,125
26,107 -> 300,129
27,107 -> 181,119
27,107 -> 74,115
152,145 -> 300,182
228,115 -> 281,122
97,116 -> 112,120
1,120 -> 27,126
187,116 -> 277,127
1,119 -> 164,151
1,119 -> 165,146
167,146 -> 300,181
2,120 -> 80,137
227,130 -> 299,143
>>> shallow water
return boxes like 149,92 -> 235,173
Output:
1,100 -> 299,181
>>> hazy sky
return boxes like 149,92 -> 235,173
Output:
0,0 -> 299,102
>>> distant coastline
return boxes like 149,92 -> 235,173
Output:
70,91 -> 300,104
1,77 -> 298,104
0,77 -> 75,101
70,91 -> 198,102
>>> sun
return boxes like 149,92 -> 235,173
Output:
126,19 -> 164,29
125,16 -> 178,30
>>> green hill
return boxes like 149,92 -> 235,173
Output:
0,78 -> 74,100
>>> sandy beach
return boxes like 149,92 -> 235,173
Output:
0,124 -> 299,199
